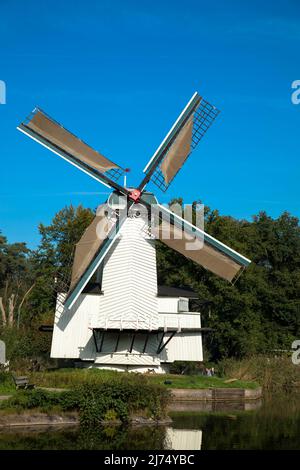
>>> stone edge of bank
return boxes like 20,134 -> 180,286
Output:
171,387 -> 262,401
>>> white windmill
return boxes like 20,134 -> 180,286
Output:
18,92 -> 250,373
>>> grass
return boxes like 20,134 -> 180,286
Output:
0,372 -> 15,395
147,374 -> 260,390
0,368 -> 259,397
30,368 -> 124,389
28,368 -> 259,390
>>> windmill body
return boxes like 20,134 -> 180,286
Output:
18,91 -> 251,372
51,194 -> 203,372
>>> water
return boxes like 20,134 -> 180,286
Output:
1,394 -> 300,450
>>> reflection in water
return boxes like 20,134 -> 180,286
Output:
0,394 -> 300,450
165,428 -> 202,450
171,393 -> 300,450
169,399 -> 262,413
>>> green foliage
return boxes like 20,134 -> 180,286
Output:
103,409 -> 119,421
30,368 -> 123,388
0,388 -> 63,412
0,371 -> 14,393
0,388 -> 79,413
58,389 -> 80,411
73,374 -> 170,425
0,232 -> 34,329
157,204 -> 300,359
169,361 -> 200,375
148,372 -> 259,390
29,204 -> 94,316
0,325 -> 52,364
0,234 -> 30,289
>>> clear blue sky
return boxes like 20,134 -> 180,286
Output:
1,0 -> 300,248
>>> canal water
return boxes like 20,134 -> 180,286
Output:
0,393 -> 300,450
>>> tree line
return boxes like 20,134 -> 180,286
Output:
0,202 -> 299,360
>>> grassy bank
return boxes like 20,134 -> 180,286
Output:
146,374 -> 259,389
29,369 -> 258,390
0,372 -> 170,425
3,354 -> 297,395
0,368 -> 259,395
0,367 -> 259,425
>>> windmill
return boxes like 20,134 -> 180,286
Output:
18,92 -> 250,372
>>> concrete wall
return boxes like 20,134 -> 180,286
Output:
171,387 -> 263,401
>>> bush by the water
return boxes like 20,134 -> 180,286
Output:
0,373 -> 170,424
1,388 -> 64,412
79,376 -> 169,425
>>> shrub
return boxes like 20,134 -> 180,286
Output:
104,409 -> 119,422
1,389 -> 62,411
0,371 -> 14,392
74,376 -> 170,426
0,326 -> 51,360
59,390 -> 80,411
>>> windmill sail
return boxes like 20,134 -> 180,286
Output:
70,206 -> 115,292
156,221 -> 243,282
140,93 -> 220,192
160,115 -> 194,185
153,205 -> 250,282
64,206 -> 125,310
18,108 -> 125,189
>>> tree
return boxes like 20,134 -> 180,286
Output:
29,204 -> 95,317
0,233 -> 34,327
156,202 -> 300,359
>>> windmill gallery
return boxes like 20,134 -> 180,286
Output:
17,92 -> 251,373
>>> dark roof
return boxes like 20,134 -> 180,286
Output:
157,285 -> 198,299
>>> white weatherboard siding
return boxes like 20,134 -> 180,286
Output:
158,297 -> 180,313
96,217 -> 158,330
162,332 -> 203,362
51,293 -> 97,359
51,292 -> 202,363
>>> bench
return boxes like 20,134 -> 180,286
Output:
12,375 -> 35,390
